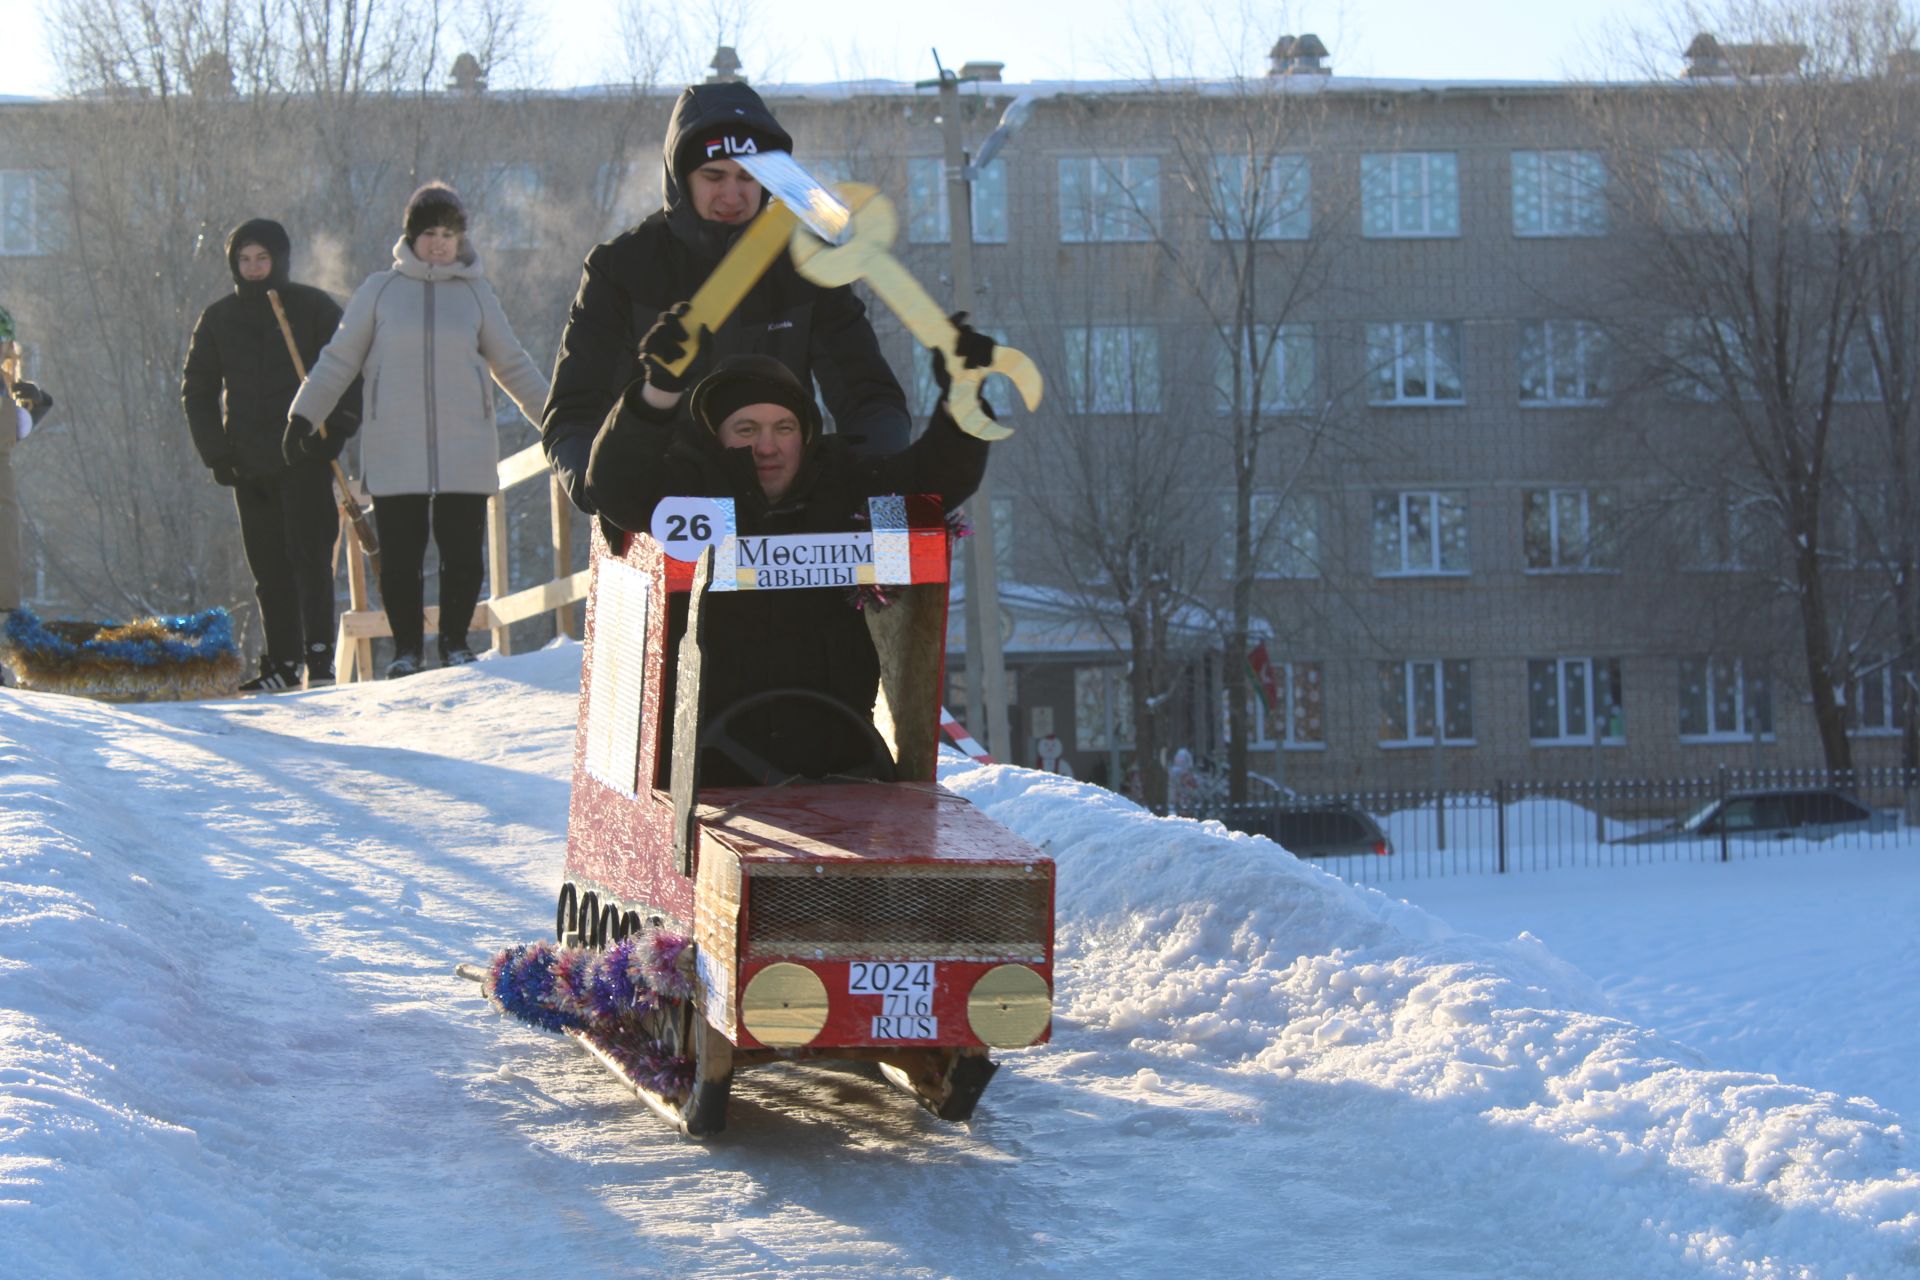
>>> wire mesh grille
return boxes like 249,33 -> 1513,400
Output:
745,870 -> 1050,960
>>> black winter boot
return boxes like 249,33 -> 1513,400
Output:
305,642 -> 335,688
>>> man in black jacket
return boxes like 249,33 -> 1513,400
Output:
182,219 -> 360,691
542,81 -> 913,516
586,319 -> 994,784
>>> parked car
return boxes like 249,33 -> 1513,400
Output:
1615,787 -> 1896,845
1240,803 -> 1394,858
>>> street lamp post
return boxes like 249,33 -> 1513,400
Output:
923,56 -> 1019,763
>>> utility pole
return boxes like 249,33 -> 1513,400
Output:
924,54 -> 1012,763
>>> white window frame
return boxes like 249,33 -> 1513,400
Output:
1518,320 -> 1609,406
1379,658 -> 1474,746
1524,488 -> 1613,572
907,156 -> 1009,245
1528,657 -> 1625,746
1373,490 -> 1470,577
1209,153 -> 1310,241
1361,152 -> 1460,238
1221,492 -> 1320,580
1678,656 -> 1774,742
1847,661 -> 1905,736
1215,324 -> 1314,415
1366,321 -> 1465,405
1511,150 -> 1607,237
0,170 -> 54,256
1236,658 -> 1327,750
1058,155 -> 1159,243
1063,325 -> 1161,414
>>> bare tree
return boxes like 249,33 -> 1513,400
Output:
1581,0 -> 1920,770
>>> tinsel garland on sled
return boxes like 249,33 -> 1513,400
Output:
483,930 -> 697,1100
0,606 -> 242,701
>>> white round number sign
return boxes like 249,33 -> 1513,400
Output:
651,496 -> 728,558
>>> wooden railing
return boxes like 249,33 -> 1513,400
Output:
332,442 -> 588,682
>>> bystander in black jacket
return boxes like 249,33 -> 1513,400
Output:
180,219 -> 362,688
542,82 -> 912,515
586,354 -> 983,783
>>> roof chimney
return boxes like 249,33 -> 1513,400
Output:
191,51 -> 234,98
707,46 -> 746,84
1683,31 -> 1805,77
1269,33 -> 1331,76
447,52 -> 486,93
960,61 -> 1005,82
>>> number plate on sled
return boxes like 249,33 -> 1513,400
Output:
849,961 -> 938,1039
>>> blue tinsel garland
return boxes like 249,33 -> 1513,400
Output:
3,606 -> 237,668
484,931 -> 697,1099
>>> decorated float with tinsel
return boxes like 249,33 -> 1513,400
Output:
0,606 -> 243,701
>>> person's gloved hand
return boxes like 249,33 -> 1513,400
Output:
638,302 -> 698,393
211,463 -> 240,487
932,311 -> 998,409
282,414 -> 326,466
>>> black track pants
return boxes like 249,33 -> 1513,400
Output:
232,463 -> 340,664
373,492 -> 488,657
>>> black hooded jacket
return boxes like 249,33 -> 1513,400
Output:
181,219 -> 361,477
585,379 -> 985,785
540,82 -> 913,514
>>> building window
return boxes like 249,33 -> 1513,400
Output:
1372,490 -> 1470,576
1209,153 -> 1310,240
0,170 -> 57,256
1524,488 -> 1613,571
1529,658 -> 1625,744
1518,320 -> 1609,405
1666,316 -> 1756,401
1221,492 -> 1320,579
1075,666 -> 1135,749
1379,659 -> 1473,745
1215,324 -> 1314,414
1241,659 -> 1326,748
1062,325 -> 1160,413
1848,661 -> 1906,736
1366,321 -> 1465,405
1361,152 -> 1459,238
1511,150 -> 1607,237
1661,149 -> 1743,233
1689,499 -> 1771,570
1679,656 -> 1773,740
1058,155 -> 1159,243
478,163 -> 541,251
907,156 -> 1008,244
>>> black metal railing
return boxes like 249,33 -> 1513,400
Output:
1154,765 -> 1920,884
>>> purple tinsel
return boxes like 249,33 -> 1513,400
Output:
482,929 -> 698,1098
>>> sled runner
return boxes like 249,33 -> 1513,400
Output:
480,503 -> 1053,1138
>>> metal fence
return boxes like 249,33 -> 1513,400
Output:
1157,765 -> 1920,885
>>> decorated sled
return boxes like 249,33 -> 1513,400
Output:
479,498 -> 1054,1138
0,607 -> 243,701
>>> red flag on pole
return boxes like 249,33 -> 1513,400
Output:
1247,641 -> 1281,715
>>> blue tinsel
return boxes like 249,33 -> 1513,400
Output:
483,931 -> 697,1098
2,606 -> 237,668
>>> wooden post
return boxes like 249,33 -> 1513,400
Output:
487,489 -> 513,656
550,472 -> 578,640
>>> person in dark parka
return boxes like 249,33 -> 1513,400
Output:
542,80 -> 912,516
586,317 -> 996,785
182,218 -> 361,690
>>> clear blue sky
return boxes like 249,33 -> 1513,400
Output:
0,0 -> 1680,97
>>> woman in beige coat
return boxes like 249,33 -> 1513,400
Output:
287,183 -> 549,677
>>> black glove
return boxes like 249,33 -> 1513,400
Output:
932,312 -> 998,409
11,379 -> 51,421
638,302 -> 697,393
211,463 -> 240,487
282,414 -> 326,466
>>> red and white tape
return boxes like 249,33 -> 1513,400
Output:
938,707 -> 994,765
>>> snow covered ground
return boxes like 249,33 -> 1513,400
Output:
2,643 -> 1916,1279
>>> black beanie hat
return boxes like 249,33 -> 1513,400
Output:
403,182 -> 467,243
689,355 -> 821,443
674,123 -> 784,194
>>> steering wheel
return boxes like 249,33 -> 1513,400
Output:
697,687 -> 898,786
